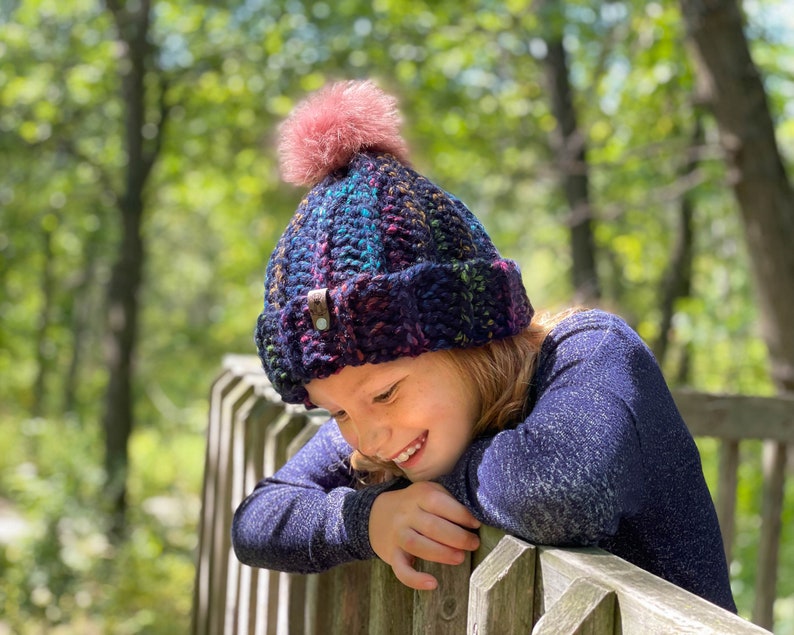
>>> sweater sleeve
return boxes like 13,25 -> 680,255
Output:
438,311 -> 649,546
231,418 -> 401,573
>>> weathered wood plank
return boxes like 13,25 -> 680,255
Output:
535,546 -> 770,634
716,439 -> 740,565
413,556 -> 470,634
672,389 -> 794,442
194,368 -> 250,635
314,560 -> 372,635
258,410 -> 316,635
532,577 -> 615,635
753,440 -> 787,630
209,376 -> 261,635
226,392 -> 266,635
286,417 -> 323,460
467,535 -> 536,634
471,525 -> 507,570
238,401 -> 269,635
368,558 -> 413,635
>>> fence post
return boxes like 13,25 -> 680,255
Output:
467,535 -> 536,634
532,578 -> 615,635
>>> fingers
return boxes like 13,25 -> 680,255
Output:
391,551 -> 438,591
400,524 -> 473,566
411,511 -> 480,555
415,481 -> 481,530
368,481 -> 483,589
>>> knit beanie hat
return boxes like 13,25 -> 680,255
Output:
256,80 -> 534,405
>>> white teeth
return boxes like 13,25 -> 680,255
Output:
393,437 -> 425,465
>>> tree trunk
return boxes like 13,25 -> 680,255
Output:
32,216 -> 56,418
102,0 -> 155,539
679,2 -> 794,630
679,0 -> 794,392
540,0 -> 601,306
63,223 -> 101,415
653,117 -> 702,366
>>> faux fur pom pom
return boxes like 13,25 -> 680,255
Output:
278,80 -> 410,186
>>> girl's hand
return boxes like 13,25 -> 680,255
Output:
368,481 -> 481,590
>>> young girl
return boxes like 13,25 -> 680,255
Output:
232,80 -> 736,612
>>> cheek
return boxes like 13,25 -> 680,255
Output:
429,402 -> 476,444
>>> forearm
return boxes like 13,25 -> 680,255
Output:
231,419 -> 392,573
232,477 -> 391,572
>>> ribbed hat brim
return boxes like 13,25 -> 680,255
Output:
256,257 -> 533,406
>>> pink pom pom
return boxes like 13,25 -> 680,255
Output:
278,80 -> 410,186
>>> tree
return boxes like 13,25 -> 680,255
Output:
679,0 -> 794,628
679,0 -> 794,393
653,115 -> 702,371
538,0 -> 601,305
102,0 -> 169,538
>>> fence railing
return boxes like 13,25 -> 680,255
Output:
191,355 -> 791,634
673,390 -> 794,629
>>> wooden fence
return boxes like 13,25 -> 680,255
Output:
192,355 -> 792,634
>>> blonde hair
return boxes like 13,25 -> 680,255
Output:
350,308 -> 580,482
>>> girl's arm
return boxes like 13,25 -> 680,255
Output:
231,420 -> 391,573
438,312 -> 650,546
233,416 -> 482,586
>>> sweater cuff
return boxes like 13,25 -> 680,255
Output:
342,477 -> 410,560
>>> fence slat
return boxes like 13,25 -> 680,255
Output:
192,369 -> 241,635
264,410 -> 315,635
471,525 -> 508,570
226,392 -> 270,635
716,439 -> 740,565
753,440 -> 788,630
368,559 -> 413,635
413,556 -> 470,634
243,401 -> 275,635
209,376 -> 262,635
314,561 -> 372,635
532,577 -> 615,635
467,535 -> 536,634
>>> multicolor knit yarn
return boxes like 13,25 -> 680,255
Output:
256,80 -> 534,405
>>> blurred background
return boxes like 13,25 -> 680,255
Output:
1,0 -> 792,633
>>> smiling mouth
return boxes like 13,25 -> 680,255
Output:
391,433 -> 428,466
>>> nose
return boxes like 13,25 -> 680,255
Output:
357,420 -> 391,458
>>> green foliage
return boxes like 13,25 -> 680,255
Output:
0,413 -> 198,634
1,0 -> 792,631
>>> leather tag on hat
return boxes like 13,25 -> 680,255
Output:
307,288 -> 331,331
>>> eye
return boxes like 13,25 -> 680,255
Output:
374,383 -> 399,404
332,410 -> 348,423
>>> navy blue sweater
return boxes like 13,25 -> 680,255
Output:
232,310 -> 736,612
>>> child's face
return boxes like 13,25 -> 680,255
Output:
306,351 -> 481,482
